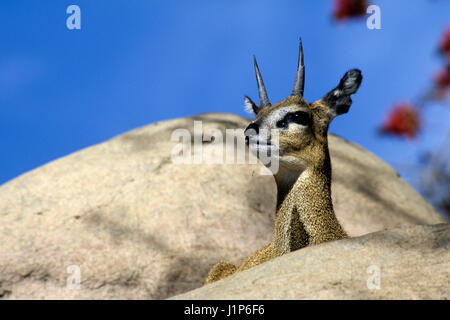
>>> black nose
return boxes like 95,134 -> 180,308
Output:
245,122 -> 259,135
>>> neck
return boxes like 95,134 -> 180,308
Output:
296,158 -> 334,219
274,151 -> 332,209
272,146 -> 346,255
274,165 -> 302,209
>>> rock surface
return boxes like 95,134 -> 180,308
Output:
172,224 -> 450,300
0,113 -> 445,299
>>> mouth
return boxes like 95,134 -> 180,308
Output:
245,136 -> 280,160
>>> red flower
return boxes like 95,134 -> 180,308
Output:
380,102 -> 421,138
439,27 -> 450,62
433,67 -> 450,99
434,67 -> 450,90
333,0 -> 367,21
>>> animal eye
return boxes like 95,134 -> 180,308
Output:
276,119 -> 287,128
276,111 -> 310,129
294,112 -> 310,125
289,111 -> 310,126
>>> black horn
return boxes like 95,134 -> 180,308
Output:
291,38 -> 305,97
253,56 -> 271,108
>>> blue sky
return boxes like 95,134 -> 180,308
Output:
1,0 -> 449,189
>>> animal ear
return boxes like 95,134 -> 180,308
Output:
244,95 -> 262,116
321,69 -> 362,119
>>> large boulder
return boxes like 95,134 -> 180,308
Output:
172,224 -> 450,300
0,113 -> 445,299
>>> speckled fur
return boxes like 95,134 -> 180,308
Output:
205,69 -> 361,285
